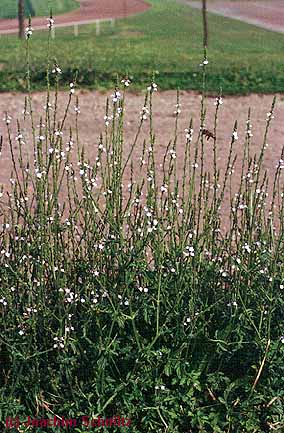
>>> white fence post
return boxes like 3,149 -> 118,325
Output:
110,19 -> 115,29
96,20 -> 100,36
74,24 -> 79,37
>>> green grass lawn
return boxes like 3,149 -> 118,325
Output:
1,0 -> 284,94
0,0 -> 79,19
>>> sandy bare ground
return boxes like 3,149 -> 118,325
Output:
0,89 -> 281,174
0,0 -> 151,35
183,0 -> 284,33
0,90 -> 283,230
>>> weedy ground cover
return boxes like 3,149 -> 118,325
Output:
1,0 -> 284,94
0,16 -> 284,433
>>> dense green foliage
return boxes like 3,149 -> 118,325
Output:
0,0 -> 78,19
1,27 -> 284,432
1,0 -> 284,93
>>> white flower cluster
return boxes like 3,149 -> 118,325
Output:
214,96 -> 223,107
185,128 -> 193,141
0,297 -> 7,306
111,90 -> 121,103
138,286 -> 148,293
232,131 -> 238,141
174,103 -> 181,116
183,246 -> 195,258
200,58 -> 209,67
121,78 -> 131,87
52,64 -> 62,75
104,114 -> 113,127
25,24 -> 33,39
140,106 -> 149,121
23,307 -> 38,317
3,114 -> 12,125
47,17 -> 55,29
155,384 -> 166,391
58,287 -> 85,304
53,336 -> 65,349
70,82 -> 75,95
147,82 -> 158,92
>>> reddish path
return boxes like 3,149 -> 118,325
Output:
0,0 -> 151,34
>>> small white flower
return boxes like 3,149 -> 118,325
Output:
200,58 -> 209,66
184,317 -> 191,325
232,131 -> 238,141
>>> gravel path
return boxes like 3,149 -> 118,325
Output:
181,0 -> 284,34
0,0 -> 151,35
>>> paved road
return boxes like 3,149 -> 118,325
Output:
179,0 -> 284,34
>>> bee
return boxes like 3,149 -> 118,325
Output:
202,129 -> 216,141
